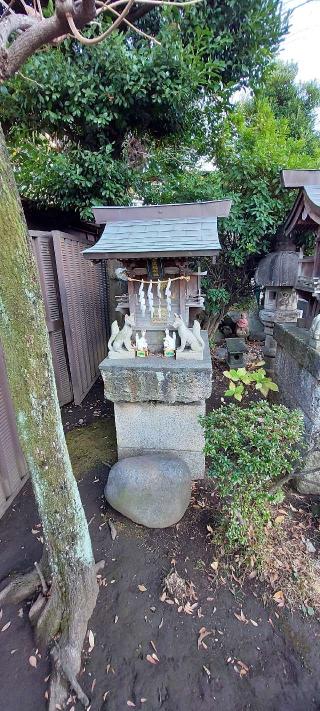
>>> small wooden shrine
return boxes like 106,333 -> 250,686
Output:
83,201 -> 231,353
83,200 -> 231,478
281,170 -> 320,324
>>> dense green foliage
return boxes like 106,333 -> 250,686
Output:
2,5 -> 319,323
138,63 -> 320,323
223,365 -> 279,401
1,1 -> 285,217
201,402 -> 304,551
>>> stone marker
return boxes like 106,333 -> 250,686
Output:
105,453 -> 192,528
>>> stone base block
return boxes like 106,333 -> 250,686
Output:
108,349 -> 135,359
114,400 -> 206,478
175,349 -> 203,360
100,331 -> 212,404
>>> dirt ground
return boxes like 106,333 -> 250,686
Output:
1,352 -> 320,711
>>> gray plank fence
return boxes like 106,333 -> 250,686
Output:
0,344 -> 28,518
0,228 -> 108,517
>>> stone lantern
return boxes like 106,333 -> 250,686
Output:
255,241 -> 301,372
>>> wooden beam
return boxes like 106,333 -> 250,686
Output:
92,200 -> 232,225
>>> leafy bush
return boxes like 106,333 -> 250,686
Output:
200,402 -> 304,551
223,365 -> 279,401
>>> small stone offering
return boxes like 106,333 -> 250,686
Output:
105,453 -> 192,528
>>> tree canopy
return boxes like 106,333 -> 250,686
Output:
1,0 -> 286,218
133,61 -> 320,325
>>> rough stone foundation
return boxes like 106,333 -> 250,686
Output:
100,332 -> 212,478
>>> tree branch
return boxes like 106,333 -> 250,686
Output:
66,0 -> 134,45
96,1 -> 161,43
0,13 -> 39,46
0,0 -> 203,80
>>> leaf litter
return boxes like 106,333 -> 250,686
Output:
162,570 -> 198,615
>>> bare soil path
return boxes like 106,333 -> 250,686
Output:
1,467 -> 320,711
1,351 -> 320,711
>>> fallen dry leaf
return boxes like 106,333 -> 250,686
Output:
1,621 -> 11,632
103,691 -> 110,701
141,699 -> 147,704
138,585 -> 147,593
234,609 -> 247,624
184,601 -> 198,615
203,665 -> 211,678
29,655 -> 37,668
108,520 -> 117,541
146,654 -> 158,665
150,640 -> 157,653
273,590 -> 285,607
275,516 -> 285,525
127,702 -> 135,708
238,660 -> 249,671
88,629 -> 95,650
197,627 -> 212,650
250,619 -> 258,627
210,561 -> 219,572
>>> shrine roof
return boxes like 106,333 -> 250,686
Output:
281,173 -> 320,235
82,200 -> 231,259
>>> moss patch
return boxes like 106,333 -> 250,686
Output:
66,418 -> 117,478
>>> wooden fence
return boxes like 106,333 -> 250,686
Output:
0,228 -> 108,517
0,344 -> 28,518
32,230 -> 109,405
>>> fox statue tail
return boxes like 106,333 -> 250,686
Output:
192,320 -> 205,349
108,320 -> 119,350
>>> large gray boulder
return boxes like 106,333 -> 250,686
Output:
105,453 -> 192,528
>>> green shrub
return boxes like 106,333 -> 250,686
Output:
200,401 -> 304,552
223,365 -> 279,401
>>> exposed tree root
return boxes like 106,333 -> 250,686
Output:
0,551 -> 49,605
0,554 -> 105,709
35,584 -> 62,648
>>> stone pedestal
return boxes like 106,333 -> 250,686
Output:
99,332 -> 212,478
273,323 -> 320,494
259,288 -> 301,373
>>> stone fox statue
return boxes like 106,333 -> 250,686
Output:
108,314 -> 135,352
310,313 -> 320,340
172,314 -> 204,352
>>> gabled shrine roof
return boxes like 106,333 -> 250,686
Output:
281,170 -> 320,234
83,201 -> 231,259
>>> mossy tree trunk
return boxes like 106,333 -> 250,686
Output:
0,125 -> 101,708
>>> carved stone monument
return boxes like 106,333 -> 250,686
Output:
255,241 -> 302,373
83,200 -> 231,478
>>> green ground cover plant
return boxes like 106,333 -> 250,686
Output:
200,401 -> 304,553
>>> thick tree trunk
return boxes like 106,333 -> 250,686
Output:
0,125 -> 100,708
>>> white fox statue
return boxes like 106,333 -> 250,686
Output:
108,314 -> 135,353
172,314 -> 204,353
